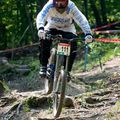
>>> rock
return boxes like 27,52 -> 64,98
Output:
64,96 -> 75,108
85,97 -> 101,104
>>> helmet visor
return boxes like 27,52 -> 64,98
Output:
55,0 -> 68,8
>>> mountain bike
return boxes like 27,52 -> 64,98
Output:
43,34 -> 81,118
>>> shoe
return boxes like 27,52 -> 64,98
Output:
39,66 -> 47,77
67,72 -> 71,82
47,68 -> 54,79
47,67 -> 52,77
47,64 -> 55,79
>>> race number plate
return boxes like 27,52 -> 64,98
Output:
57,43 -> 71,56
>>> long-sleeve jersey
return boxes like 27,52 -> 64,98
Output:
36,0 -> 91,35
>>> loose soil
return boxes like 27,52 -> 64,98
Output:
0,56 -> 120,120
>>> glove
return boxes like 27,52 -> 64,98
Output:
85,34 -> 93,44
38,29 -> 45,39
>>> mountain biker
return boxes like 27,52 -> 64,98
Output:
36,0 -> 93,78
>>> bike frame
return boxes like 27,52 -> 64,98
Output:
53,42 -> 70,82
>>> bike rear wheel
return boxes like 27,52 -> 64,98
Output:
53,69 -> 66,118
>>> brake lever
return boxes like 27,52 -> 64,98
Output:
57,34 -> 62,39
45,34 -> 51,40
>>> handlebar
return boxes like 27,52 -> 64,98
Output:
45,34 -> 94,45
45,34 -> 82,42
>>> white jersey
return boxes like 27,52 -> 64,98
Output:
36,0 -> 91,35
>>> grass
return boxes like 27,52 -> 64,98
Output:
72,42 -> 120,72
87,79 -> 107,92
106,101 -> 120,120
0,80 -> 10,92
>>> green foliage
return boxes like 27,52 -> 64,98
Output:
0,0 -> 37,49
23,101 -> 31,112
73,33 -> 120,72
106,101 -> 120,120
0,80 -> 10,92
25,96 -> 52,108
0,0 -> 120,50
89,79 -> 107,91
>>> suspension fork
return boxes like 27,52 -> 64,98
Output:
53,54 -> 64,91
64,56 -> 69,74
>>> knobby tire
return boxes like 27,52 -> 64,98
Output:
53,69 -> 66,118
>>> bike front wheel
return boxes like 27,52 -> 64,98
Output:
53,69 -> 66,118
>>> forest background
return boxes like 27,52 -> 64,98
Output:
0,0 -> 120,50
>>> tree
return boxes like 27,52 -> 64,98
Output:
84,0 -> 88,19
89,0 -> 102,26
99,0 -> 108,25
36,0 -> 48,14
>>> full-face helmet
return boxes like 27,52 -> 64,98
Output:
53,0 -> 68,13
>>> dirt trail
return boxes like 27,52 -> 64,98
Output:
0,56 -> 120,120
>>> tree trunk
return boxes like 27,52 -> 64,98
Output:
99,0 -> 108,25
84,0 -> 88,19
24,0 -> 35,42
0,23 -> 7,49
0,43 -> 39,58
89,0 -> 102,26
36,0 -> 48,15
